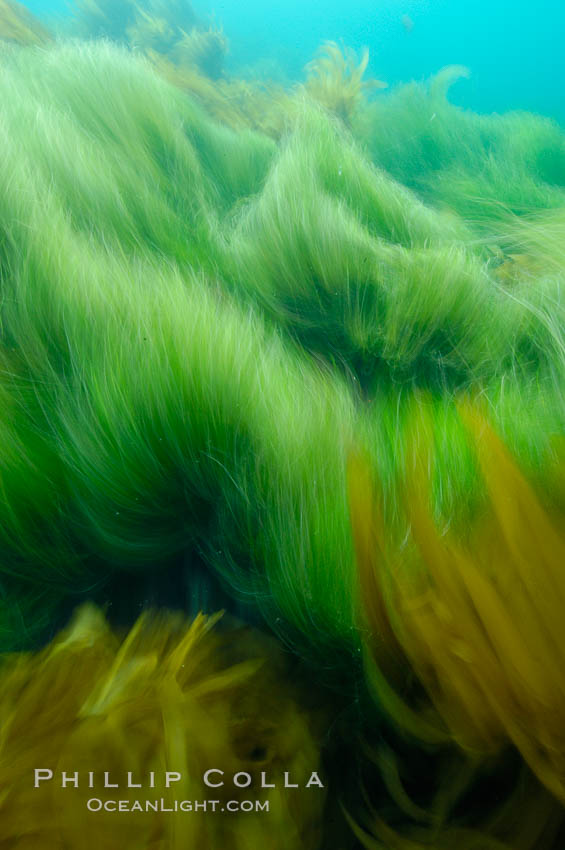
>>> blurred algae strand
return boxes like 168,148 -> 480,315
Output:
0,606 -> 327,850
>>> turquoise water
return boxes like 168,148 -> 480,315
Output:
25,0 -> 565,122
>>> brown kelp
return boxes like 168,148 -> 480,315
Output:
305,41 -> 386,125
70,0 -> 230,81
70,0 -> 197,48
147,49 -> 294,137
347,404 -> 565,848
171,23 -> 228,79
0,606 -> 327,849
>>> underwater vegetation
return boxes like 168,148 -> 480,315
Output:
70,0 -> 196,47
0,0 -> 51,44
69,0 -> 229,79
305,41 -> 387,126
64,0 -> 298,135
0,14 -> 564,849
0,606 -> 328,849
146,49 -> 294,138
353,66 -> 565,240
348,407 -> 565,848
170,23 -> 228,80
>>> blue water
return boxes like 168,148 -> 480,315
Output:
25,0 -> 565,123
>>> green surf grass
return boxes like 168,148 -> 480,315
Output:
354,66 -> 565,238
0,41 -> 563,660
